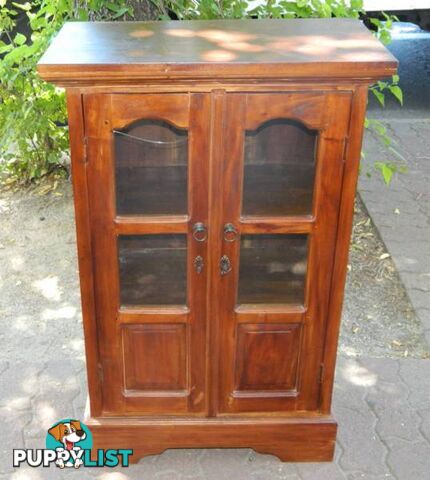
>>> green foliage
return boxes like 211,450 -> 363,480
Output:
149,0 -> 366,20
0,0 -> 404,184
366,74 -> 406,184
0,0 -> 132,183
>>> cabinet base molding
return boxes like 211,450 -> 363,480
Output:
85,415 -> 337,463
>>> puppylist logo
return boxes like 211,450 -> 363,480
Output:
13,418 -> 132,469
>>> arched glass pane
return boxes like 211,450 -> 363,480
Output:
242,119 -> 317,216
114,120 -> 188,215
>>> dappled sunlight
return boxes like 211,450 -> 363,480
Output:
201,49 -> 237,62
98,473 -> 130,480
32,276 -> 61,302
126,50 -> 146,57
11,467 -> 44,480
197,29 -> 257,43
339,345 -> 360,357
32,401 -> 57,429
341,361 -> 378,387
339,51 -> 391,62
0,198 -> 10,213
400,257 -> 418,266
129,29 -> 154,38
221,41 -> 265,53
12,314 -> 32,332
69,338 -> 84,352
268,35 -> 387,59
10,255 -> 24,270
124,23 -> 391,64
4,395 -> 29,412
41,305 -> 77,321
166,28 -> 197,38
21,373 -> 39,395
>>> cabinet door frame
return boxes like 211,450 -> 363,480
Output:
83,93 -> 211,416
215,91 -> 352,414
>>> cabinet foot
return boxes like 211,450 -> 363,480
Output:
85,415 -> 337,463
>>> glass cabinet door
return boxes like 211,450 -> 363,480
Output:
217,92 -> 351,414
84,93 -> 210,416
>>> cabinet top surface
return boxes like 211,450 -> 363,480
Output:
37,18 -> 397,86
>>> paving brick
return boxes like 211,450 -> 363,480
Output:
297,461 -> 346,480
386,437 -> 430,480
346,474 -> 395,480
398,359 -> 430,409
397,272 -> 430,294
198,449 -> 300,480
406,289 -> 430,312
423,330 -> 430,348
0,362 -> 41,413
335,404 -> 389,475
417,408 -> 430,442
0,408 -> 32,475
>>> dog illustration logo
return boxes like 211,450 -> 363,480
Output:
14,418 -> 131,468
46,419 -> 92,469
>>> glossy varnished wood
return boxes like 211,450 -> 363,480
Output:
84,92 -> 211,416
86,415 -> 337,462
38,19 -> 397,86
66,90 -> 103,416
216,92 -> 351,415
40,18 -> 397,463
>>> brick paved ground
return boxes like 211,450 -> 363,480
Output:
1,119 -> 429,480
2,356 -> 429,479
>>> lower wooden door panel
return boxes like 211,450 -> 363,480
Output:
234,322 -> 302,393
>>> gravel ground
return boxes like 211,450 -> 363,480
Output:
0,179 -> 427,364
340,195 -> 428,358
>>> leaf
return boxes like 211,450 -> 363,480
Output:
379,29 -> 391,45
379,253 -> 390,260
374,162 -> 394,184
111,7 -> 129,19
389,85 -> 403,105
14,33 -> 26,45
77,8 -> 89,20
0,43 -> 13,54
372,89 -> 385,107
11,1 -> 31,10
351,0 -> 363,9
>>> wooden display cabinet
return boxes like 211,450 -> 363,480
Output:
38,18 -> 397,462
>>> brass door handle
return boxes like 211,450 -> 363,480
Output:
194,255 -> 204,274
223,223 -> 238,242
220,255 -> 232,276
192,222 -> 207,242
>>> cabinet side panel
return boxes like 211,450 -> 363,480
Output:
320,85 -> 368,413
66,89 -> 103,416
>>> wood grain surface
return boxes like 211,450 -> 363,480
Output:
38,19 -> 397,85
